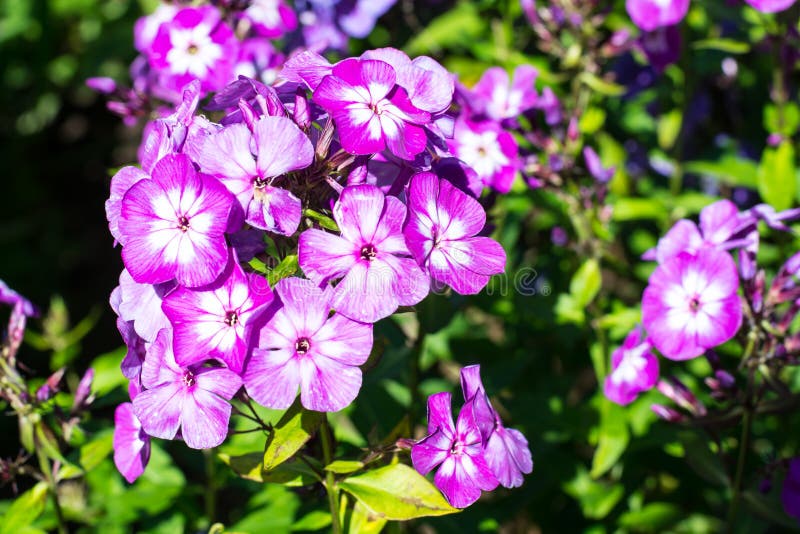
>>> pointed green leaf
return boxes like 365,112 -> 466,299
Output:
325,460 -> 364,474
758,140 -> 796,211
0,481 -> 48,534
570,259 -> 602,308
339,463 -> 459,520
303,209 -> 339,232
340,493 -> 387,534
692,38 -> 750,54
291,510 -> 331,531
579,73 -> 626,97
263,399 -> 324,470
591,401 -> 629,478
267,255 -> 299,287
220,451 -> 321,486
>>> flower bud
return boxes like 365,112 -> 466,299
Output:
651,404 -> 684,423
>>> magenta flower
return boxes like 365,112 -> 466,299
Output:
404,173 -> 505,294
470,66 -> 538,121
603,328 -> 659,405
583,147 -> 615,184
411,392 -> 498,508
745,0 -> 796,12
447,117 -> 518,193
459,365 -> 533,489
115,269 -> 174,343
148,6 -> 238,95
113,402 -> 151,484
133,329 -> 242,449
643,200 -> 751,263
244,277 -> 372,412
298,185 -> 429,323
313,58 -> 431,160
640,25 -> 682,73
642,249 -> 743,361
162,260 -> 273,374
242,0 -> 297,38
106,167 -> 150,246
196,116 -> 314,236
119,153 -> 234,288
625,0 -> 689,31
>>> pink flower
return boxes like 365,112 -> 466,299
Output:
243,277 -> 372,412
404,173 -> 506,294
133,329 -> 242,449
625,0 -> 689,32
195,116 -> 314,236
148,6 -> 238,96
298,185 -> 429,323
447,117 -> 518,193
642,249 -> 743,360
162,260 -> 274,374
242,0 -> 297,38
603,329 -> 659,405
470,66 -> 539,121
745,0 -> 796,12
459,365 -> 533,489
313,58 -> 431,160
119,154 -> 234,288
113,402 -> 150,484
411,392 -> 499,508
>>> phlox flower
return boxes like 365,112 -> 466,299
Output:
148,6 -> 238,95
470,65 -> 539,121
447,116 -> 518,193
113,400 -> 150,484
745,0 -> 796,12
460,365 -> 533,489
244,277 -> 372,412
298,184 -> 429,323
603,328 -> 659,405
642,249 -> 743,360
411,392 -> 498,508
196,116 -> 314,236
639,25 -> 681,73
119,153 -> 234,288
115,269 -> 174,343
403,173 -> 506,294
643,200 -> 753,263
242,0 -> 297,38
162,260 -> 273,374
133,329 -> 242,449
313,58 -> 431,160
626,0 -> 689,32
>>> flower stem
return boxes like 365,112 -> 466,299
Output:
320,416 -> 341,534
204,448 -> 216,524
727,408 -> 752,526
35,444 -> 66,534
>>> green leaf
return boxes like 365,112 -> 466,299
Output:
563,467 -> 624,519
303,209 -> 339,232
263,399 -> 324,471
611,198 -> 668,222
692,38 -> 750,54
570,259 -> 602,308
404,2 -> 486,55
619,502 -> 681,532
590,401 -> 629,478
579,108 -> 606,135
742,490 -> 800,529
267,255 -> 299,287
89,346 -> 129,396
578,72 -> 626,97
677,431 -> 727,487
555,294 -> 585,325
657,109 -> 682,151
325,460 -> 364,474
79,429 -> 114,472
341,493 -> 387,534
684,156 -> 759,188
220,452 -> 321,486
291,510 -> 331,531
339,463 -> 459,520
764,103 -> 800,136
0,481 -> 48,534
758,140 -> 796,211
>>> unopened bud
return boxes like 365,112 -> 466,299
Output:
651,404 -> 684,423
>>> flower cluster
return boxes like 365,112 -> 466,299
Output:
106,42 -> 518,486
411,365 -> 533,508
604,199 -> 800,410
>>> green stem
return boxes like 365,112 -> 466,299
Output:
727,408 -> 753,526
35,443 -> 66,534
408,333 -> 423,423
204,448 -> 216,524
320,416 -> 341,534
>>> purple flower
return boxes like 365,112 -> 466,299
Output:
242,0 -> 297,38
625,0 -> 689,32
470,66 -> 539,121
196,116 -> 314,236
745,0 -> 796,12
782,458 -> 800,522
642,249 -> 743,360
244,277 -> 372,412
147,6 -> 238,96
162,260 -> 273,374
603,328 -> 659,405
447,117 -> 518,193
403,173 -> 506,294
460,365 -> 533,489
313,58 -> 431,160
298,184 -> 429,323
639,25 -> 681,73
115,269 -> 174,343
133,328 -> 242,449
0,279 -> 36,317
119,153 -> 234,288
643,200 -> 751,263
583,147 -> 615,183
107,167 -> 150,246
113,402 -> 151,484
411,392 -> 498,508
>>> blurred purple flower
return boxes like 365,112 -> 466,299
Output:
626,0 -> 689,32
604,328 -> 659,405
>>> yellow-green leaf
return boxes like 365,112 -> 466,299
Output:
0,481 -> 48,534
263,399 -> 324,471
325,460 -> 364,474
